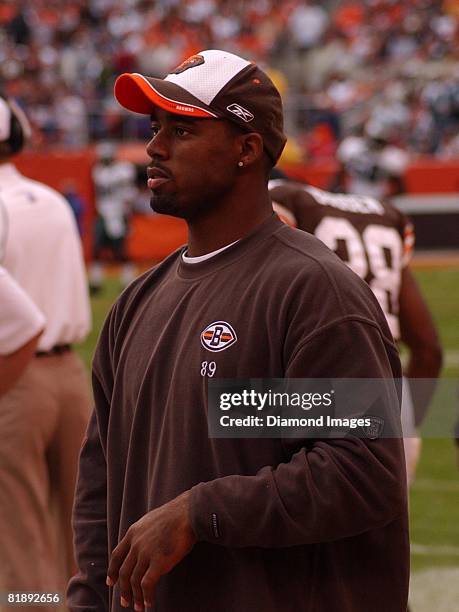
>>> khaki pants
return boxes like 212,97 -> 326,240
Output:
0,351 -> 91,612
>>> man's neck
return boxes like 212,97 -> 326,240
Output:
186,191 -> 272,257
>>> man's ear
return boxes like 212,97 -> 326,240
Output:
238,132 -> 264,168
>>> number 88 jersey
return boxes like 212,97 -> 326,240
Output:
269,180 -> 414,341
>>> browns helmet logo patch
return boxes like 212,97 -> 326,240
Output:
201,321 -> 237,352
171,54 -> 205,74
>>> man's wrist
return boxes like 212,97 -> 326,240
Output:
177,490 -> 198,546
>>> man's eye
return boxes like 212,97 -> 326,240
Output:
150,125 -> 160,136
176,127 -> 188,136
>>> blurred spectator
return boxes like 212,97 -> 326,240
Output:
331,120 -> 410,199
6,1 -> 31,45
54,85 -> 88,147
89,141 -> 137,292
0,0 -> 457,158
287,1 -> 329,52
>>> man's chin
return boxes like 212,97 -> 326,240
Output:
150,194 -> 184,218
150,193 -> 213,222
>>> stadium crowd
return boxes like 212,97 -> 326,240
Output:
1,0 -> 459,159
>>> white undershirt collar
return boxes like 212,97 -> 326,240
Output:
182,240 -> 239,264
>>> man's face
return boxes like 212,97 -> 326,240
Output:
146,108 -> 242,221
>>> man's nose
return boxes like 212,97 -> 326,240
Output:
146,131 -> 169,160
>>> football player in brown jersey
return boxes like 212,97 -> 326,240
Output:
269,173 -> 443,485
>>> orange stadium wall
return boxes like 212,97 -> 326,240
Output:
12,149 -> 459,262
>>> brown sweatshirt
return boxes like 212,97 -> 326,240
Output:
68,215 -> 409,612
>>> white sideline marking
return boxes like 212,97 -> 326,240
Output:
411,543 -> 459,557
444,350 -> 459,367
410,567 -> 459,612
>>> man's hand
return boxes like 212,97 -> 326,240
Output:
106,490 -> 196,610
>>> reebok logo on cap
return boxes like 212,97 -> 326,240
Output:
226,103 -> 254,123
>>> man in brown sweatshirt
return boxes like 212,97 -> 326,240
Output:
67,50 -> 409,612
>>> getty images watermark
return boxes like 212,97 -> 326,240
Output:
207,378 -> 459,439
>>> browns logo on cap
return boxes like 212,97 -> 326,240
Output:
114,49 -> 286,164
172,54 -> 205,74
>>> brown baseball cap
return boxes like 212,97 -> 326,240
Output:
114,49 -> 287,164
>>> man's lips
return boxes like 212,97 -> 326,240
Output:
148,177 -> 170,189
147,167 -> 172,190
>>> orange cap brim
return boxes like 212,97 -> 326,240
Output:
114,73 -> 218,118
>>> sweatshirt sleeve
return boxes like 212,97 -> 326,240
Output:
190,319 -> 407,548
67,318 -> 114,610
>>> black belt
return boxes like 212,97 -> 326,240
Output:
36,344 -> 72,357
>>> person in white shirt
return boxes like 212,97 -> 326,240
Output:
0,93 -> 92,608
0,266 -> 45,396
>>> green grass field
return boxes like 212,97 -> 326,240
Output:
406,267 -> 459,609
75,265 -> 459,611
